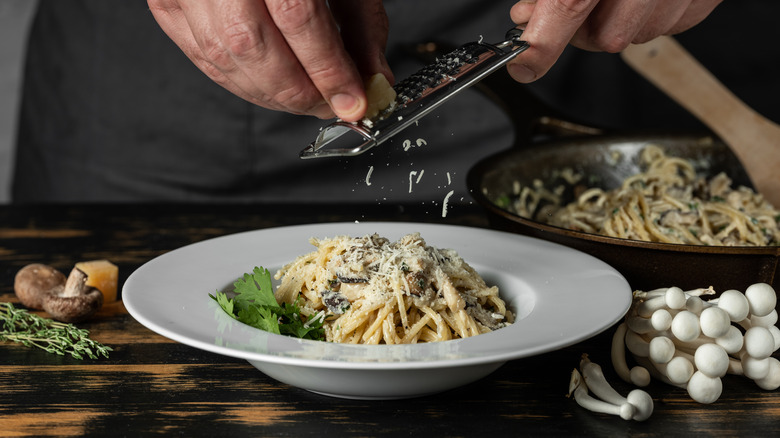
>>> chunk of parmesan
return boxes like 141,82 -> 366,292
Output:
363,73 -> 397,121
74,259 -> 119,302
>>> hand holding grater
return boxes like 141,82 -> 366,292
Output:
299,28 -> 529,159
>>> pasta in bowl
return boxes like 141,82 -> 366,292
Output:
468,134 -> 780,292
273,233 -> 513,344
513,144 -> 779,247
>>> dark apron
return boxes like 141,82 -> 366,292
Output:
14,1 -> 780,203
13,0 -> 517,203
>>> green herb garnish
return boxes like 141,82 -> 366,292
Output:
211,266 -> 325,341
1,302 -> 112,359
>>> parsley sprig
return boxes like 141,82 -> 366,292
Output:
1,302 -> 112,360
211,266 -> 325,341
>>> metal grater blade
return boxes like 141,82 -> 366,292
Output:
300,28 -> 529,159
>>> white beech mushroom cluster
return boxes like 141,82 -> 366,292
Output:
612,283 -> 780,404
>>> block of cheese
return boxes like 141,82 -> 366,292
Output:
75,260 -> 119,303
363,73 -> 397,121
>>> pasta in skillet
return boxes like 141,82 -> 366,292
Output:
273,233 -> 513,344
506,145 -> 780,246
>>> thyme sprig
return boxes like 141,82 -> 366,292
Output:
1,302 -> 112,360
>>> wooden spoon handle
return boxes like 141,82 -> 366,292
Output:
621,36 -> 780,207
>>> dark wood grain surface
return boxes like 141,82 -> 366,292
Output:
1,203 -> 778,437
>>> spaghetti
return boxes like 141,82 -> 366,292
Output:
506,145 -> 780,246
273,233 -> 513,344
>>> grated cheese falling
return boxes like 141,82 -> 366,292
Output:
442,190 -> 455,217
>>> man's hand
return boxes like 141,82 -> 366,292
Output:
148,0 -> 390,122
507,0 -> 723,83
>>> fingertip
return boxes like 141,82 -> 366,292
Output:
330,92 -> 366,122
507,61 -> 540,83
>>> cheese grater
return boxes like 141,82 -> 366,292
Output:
299,28 -> 529,159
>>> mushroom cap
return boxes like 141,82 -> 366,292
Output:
741,355 -> 771,380
42,287 -> 104,323
665,286 -> 687,310
715,325 -> 744,354
686,371 -> 722,404
699,306 -> 731,339
717,289 -> 750,322
671,310 -> 700,342
629,366 -> 651,387
666,356 -> 695,384
744,283 -> 776,317
648,336 -> 675,364
14,263 -> 66,309
744,326 -> 776,360
685,295 -> 704,314
650,309 -> 673,331
755,358 -> 780,391
694,343 -> 729,378
626,389 -> 654,421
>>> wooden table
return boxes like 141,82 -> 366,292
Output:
1,203 -> 778,436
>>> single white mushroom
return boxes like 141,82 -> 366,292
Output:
579,355 -> 653,421
743,326 -> 776,360
648,336 -> 676,364
629,366 -> 651,387
686,371 -> 723,404
699,306 -> 731,339
693,343 -> 729,378
715,289 -> 750,322
744,283 -> 776,317
665,355 -> 696,385
685,295 -> 705,315
754,357 -> 780,391
664,286 -> 688,310
671,310 -> 701,342
741,354 -> 771,380
714,325 -> 744,354
749,309 -> 778,328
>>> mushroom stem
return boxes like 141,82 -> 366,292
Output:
611,323 -> 632,383
569,369 -> 634,420
62,268 -> 89,297
579,355 -> 653,421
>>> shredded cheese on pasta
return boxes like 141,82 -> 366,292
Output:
273,233 -> 513,344
505,145 -> 780,246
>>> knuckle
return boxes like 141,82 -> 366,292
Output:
268,0 -> 320,34
199,33 -> 234,71
546,0 -> 597,21
199,21 -> 265,70
221,21 -> 265,60
595,33 -> 632,53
